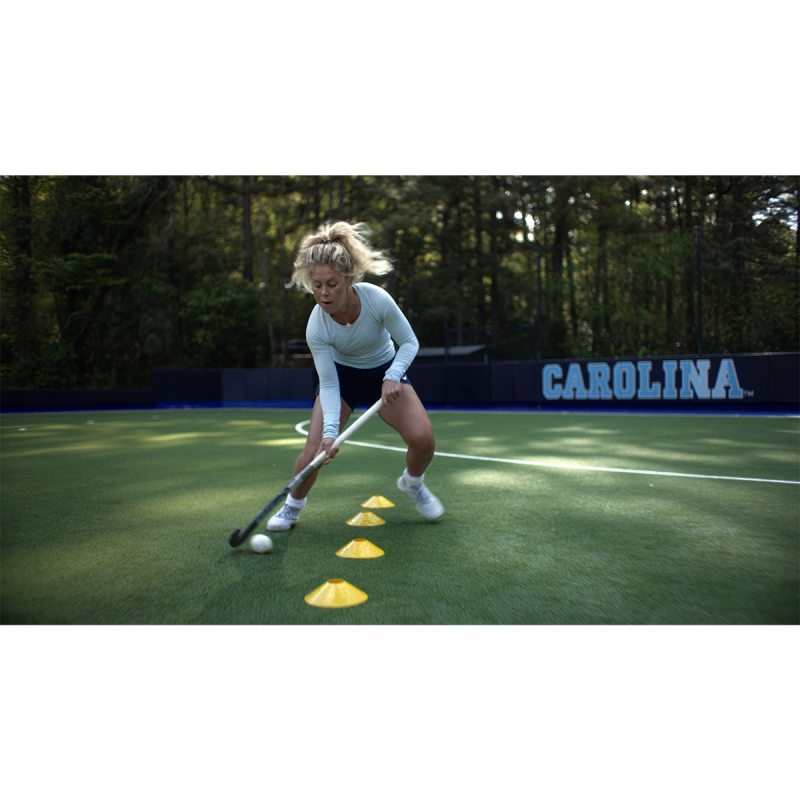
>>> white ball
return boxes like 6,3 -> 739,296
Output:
250,534 -> 273,554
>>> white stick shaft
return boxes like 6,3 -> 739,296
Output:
296,398 -> 384,477
332,398 -> 384,448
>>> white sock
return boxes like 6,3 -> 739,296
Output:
285,495 -> 307,510
403,469 -> 423,486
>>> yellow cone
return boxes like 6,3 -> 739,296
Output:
346,511 -> 386,527
304,579 -> 368,608
361,495 -> 396,509
336,538 -> 385,559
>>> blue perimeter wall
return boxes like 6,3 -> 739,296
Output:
2,353 -> 798,414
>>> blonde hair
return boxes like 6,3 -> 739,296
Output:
287,221 -> 393,293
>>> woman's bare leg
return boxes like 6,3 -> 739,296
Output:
377,384 -> 436,476
289,395 -> 352,500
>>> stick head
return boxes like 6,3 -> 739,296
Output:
228,528 -> 246,548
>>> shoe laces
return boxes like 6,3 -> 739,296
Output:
278,504 -> 301,520
407,480 -> 433,504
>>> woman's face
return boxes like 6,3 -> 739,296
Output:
310,264 -> 352,317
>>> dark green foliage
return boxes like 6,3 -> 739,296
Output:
180,274 -> 267,367
1,176 -> 797,389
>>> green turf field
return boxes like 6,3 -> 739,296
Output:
1,408 -> 798,624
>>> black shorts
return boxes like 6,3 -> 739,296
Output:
315,359 -> 411,410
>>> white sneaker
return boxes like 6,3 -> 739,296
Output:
397,475 -> 444,521
267,503 -> 302,531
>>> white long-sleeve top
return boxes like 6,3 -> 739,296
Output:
305,282 -> 419,439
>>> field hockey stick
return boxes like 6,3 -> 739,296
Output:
228,397 -> 384,547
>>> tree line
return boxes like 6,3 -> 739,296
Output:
1,175 -> 797,389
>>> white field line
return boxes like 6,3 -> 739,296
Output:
294,420 -> 800,486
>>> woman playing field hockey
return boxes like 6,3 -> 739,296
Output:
266,220 -> 444,531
